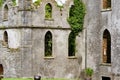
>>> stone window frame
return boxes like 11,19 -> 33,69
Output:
101,0 -> 111,11
44,31 -> 53,58
0,64 -> 4,78
102,29 -> 111,64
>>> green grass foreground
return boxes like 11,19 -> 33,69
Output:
1,78 -> 78,80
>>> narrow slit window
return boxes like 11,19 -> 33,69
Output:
4,31 -> 8,44
45,31 -> 52,57
4,5 -> 8,20
45,3 -> 52,19
102,29 -> 111,63
68,32 -> 76,57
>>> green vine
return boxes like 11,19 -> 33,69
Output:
0,0 -> 3,7
33,0 -> 41,7
0,0 -> 16,7
45,3 -> 52,19
68,0 -> 86,36
12,0 -> 16,6
68,0 -> 86,56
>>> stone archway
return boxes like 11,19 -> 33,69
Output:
0,64 -> 3,78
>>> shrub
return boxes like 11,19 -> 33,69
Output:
85,68 -> 94,77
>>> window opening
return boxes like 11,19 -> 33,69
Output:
0,64 -> 3,78
4,31 -> 8,44
68,32 -> 76,56
45,3 -> 52,19
103,0 -> 111,9
45,31 -> 52,57
102,29 -> 111,63
102,76 -> 111,80
4,5 -> 8,20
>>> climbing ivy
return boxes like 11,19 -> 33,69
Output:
0,0 -> 16,7
45,3 -> 52,19
68,0 -> 86,35
0,0 -> 3,7
33,0 -> 41,7
68,0 -> 86,56
12,0 -> 16,6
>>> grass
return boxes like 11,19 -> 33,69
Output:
1,78 -> 78,80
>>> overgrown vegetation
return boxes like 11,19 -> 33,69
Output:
45,31 -> 52,57
68,0 -> 86,55
84,68 -> 94,77
45,3 -> 52,19
0,0 -> 3,7
12,0 -> 16,6
0,0 -> 16,7
69,32 -> 76,56
68,0 -> 86,35
33,0 -> 41,7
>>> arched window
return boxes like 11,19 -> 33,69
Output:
45,31 -> 52,57
45,3 -> 52,19
102,29 -> 111,63
68,32 -> 76,57
4,31 -> 8,45
103,0 -> 111,9
4,5 -> 8,20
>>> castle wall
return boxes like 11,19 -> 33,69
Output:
1,0 -> 120,80
31,29 -> 80,78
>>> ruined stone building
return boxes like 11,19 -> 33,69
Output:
0,0 -> 120,80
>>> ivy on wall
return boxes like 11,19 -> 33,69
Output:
68,0 -> 86,56
0,0 -> 16,7
33,0 -> 41,7
12,0 -> 16,6
68,0 -> 86,35
0,0 -> 3,7
45,3 -> 52,19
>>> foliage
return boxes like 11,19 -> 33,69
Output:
12,0 -> 16,6
33,0 -> 41,7
0,0 -> 16,7
45,3 -> 52,19
85,68 -> 94,77
68,0 -> 86,35
69,32 -> 76,56
0,0 -> 3,7
68,0 -> 85,56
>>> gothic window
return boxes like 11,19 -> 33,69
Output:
45,31 -> 52,57
68,32 -> 76,57
45,3 -> 52,19
102,29 -> 111,63
4,5 -> 8,20
4,31 -> 8,44
103,0 -> 111,9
